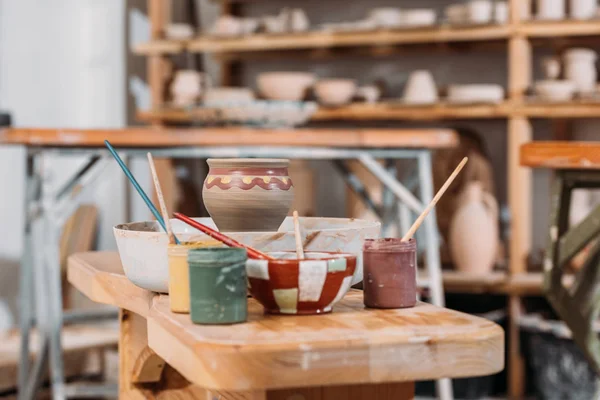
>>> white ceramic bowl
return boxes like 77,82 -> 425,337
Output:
534,80 -> 576,102
447,84 -> 505,104
165,23 -> 194,40
369,8 -> 403,28
257,72 -> 316,101
114,217 -> 381,293
314,79 -> 357,106
401,9 -> 437,27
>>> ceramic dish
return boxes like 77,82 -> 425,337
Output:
447,84 -> 505,104
257,72 -> 316,101
247,251 -> 356,315
114,217 -> 381,292
401,9 -> 437,27
314,79 -> 357,106
533,80 -> 576,102
191,100 -> 317,128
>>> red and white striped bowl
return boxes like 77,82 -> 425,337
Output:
246,251 -> 357,315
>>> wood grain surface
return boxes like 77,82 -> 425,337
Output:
0,127 -> 458,149
521,141 -> 600,170
68,252 -> 504,392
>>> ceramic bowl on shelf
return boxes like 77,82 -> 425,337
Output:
197,100 -> 317,127
314,79 -> 357,106
467,0 -> 494,24
445,4 -> 468,24
211,15 -> 244,37
534,80 -> 576,102
447,84 -> 505,104
247,251 -> 357,315
165,23 -> 194,40
257,72 -> 316,101
356,85 -> 381,103
368,8 -> 403,28
401,9 -> 437,27
113,217 -> 380,293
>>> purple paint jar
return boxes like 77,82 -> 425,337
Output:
363,238 -> 417,309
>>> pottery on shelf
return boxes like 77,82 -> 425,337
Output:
368,8 -> 403,28
467,0 -> 494,24
170,70 -> 209,107
542,56 -> 562,80
246,251 -> 356,314
288,8 -> 310,32
446,4 -> 468,24
403,70 -> 438,104
570,0 -> 598,19
534,80 -> 576,101
449,181 -> 499,275
165,23 -> 194,40
356,85 -> 381,103
257,72 -> 316,101
447,84 -> 505,104
536,0 -> 566,20
313,79 -> 357,106
211,15 -> 243,37
203,158 -> 294,232
564,48 -> 598,94
494,1 -> 509,24
401,9 -> 437,27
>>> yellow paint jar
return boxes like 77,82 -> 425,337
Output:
168,240 -> 222,313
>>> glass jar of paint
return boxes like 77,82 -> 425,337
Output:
167,240 -> 222,313
363,238 -> 417,309
187,247 -> 248,325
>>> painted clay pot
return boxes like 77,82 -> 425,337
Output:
203,158 -> 294,232
449,182 -> 499,275
188,247 -> 248,325
246,251 -> 356,315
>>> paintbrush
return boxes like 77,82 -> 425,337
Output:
173,212 -> 272,260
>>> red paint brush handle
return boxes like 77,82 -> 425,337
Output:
173,212 -> 272,260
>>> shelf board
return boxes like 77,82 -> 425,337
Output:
434,270 -> 575,296
313,102 -> 511,120
520,19 -> 600,38
520,101 -> 600,118
134,24 -> 510,55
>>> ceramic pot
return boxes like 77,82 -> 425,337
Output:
247,251 -> 356,314
363,238 -> 416,309
494,1 -> 509,24
534,80 -> 576,101
446,4 -> 468,24
449,182 -> 499,275
203,158 -> 294,232
537,0 -> 566,20
170,70 -> 209,107
257,72 -> 316,101
289,9 -> 310,32
314,79 -> 357,106
401,9 -> 437,27
165,23 -> 194,40
368,8 -> 403,28
356,85 -> 381,103
542,56 -> 562,79
211,15 -> 243,37
564,48 -> 598,94
403,70 -> 438,104
188,247 -> 248,324
570,0 -> 597,19
468,0 -> 494,24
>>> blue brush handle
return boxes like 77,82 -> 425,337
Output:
104,140 -> 180,244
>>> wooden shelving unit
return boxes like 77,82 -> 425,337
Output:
137,0 -> 600,397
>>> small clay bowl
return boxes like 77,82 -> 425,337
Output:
246,251 -> 356,315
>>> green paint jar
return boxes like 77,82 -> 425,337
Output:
187,247 -> 248,325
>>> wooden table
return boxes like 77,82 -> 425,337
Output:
521,141 -> 600,374
4,127 -> 458,399
68,251 -> 504,399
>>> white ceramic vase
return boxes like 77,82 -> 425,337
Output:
449,182 -> 499,275
564,48 -> 598,94
537,0 -> 566,20
403,70 -> 438,104
171,70 -> 207,107
570,0 -> 598,19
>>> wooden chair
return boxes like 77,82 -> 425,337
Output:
521,141 -> 600,373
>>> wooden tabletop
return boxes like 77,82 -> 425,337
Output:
0,127 -> 457,149
68,251 -> 504,392
521,141 -> 600,170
